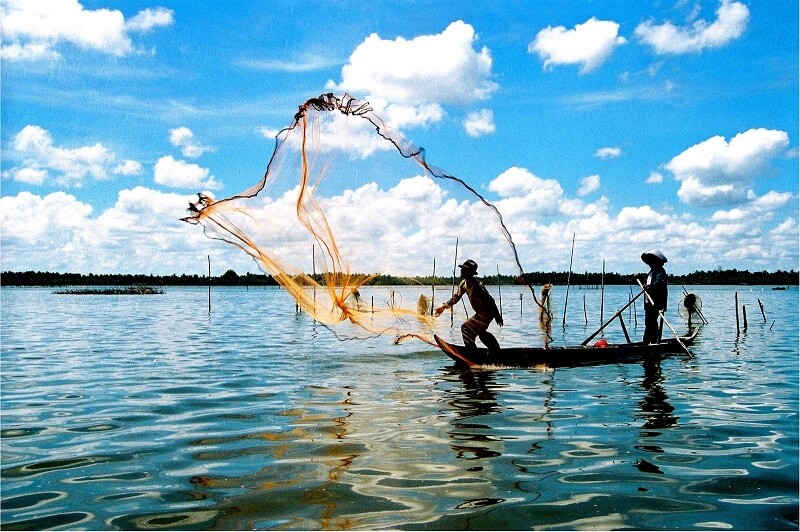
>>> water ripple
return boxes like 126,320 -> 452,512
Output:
1,286 -> 797,530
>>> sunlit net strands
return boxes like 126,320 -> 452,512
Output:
183,93 -> 543,344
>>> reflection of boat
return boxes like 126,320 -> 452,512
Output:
433,329 -> 698,369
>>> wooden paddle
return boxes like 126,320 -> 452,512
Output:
636,278 -> 690,354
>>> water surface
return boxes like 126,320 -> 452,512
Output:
1,285 -> 797,529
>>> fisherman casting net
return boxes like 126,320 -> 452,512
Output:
183,93 -> 543,345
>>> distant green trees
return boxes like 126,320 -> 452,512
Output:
671,269 -> 798,286
0,271 -> 279,287
519,269 -> 798,287
1,268 -> 796,287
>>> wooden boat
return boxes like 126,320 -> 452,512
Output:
433,328 -> 699,369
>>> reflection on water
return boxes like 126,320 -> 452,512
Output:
1,286 -> 797,530
446,370 -> 503,461
638,356 -> 678,431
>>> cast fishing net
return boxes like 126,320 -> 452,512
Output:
183,93 -> 543,344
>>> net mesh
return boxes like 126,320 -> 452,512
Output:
183,93 -> 543,344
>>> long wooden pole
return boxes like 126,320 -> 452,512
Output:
451,238 -> 458,326
582,287 -> 645,345
562,233 -> 575,328
618,314 -> 631,343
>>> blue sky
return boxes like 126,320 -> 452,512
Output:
1,0 -> 797,276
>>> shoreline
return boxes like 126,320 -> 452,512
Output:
2,269 -> 797,288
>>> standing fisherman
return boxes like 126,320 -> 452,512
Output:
640,250 -> 669,344
434,259 -> 503,351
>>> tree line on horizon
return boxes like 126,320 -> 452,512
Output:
2,268 -> 797,287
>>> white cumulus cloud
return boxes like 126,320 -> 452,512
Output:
261,110 -> 394,159
578,174 -> 601,196
3,125 -> 133,187
666,128 -> 790,207
1,0 -> 173,61
488,167 -> 565,218
529,17 -> 627,73
169,127 -> 213,158
154,155 -> 221,190
328,21 -> 498,129
635,0 -> 749,55
0,187 -> 226,274
595,146 -> 622,159
1,165 -> 796,275
489,167 -> 561,198
1,191 -> 92,247
463,109 -> 496,137
124,7 -> 174,33
113,160 -> 144,176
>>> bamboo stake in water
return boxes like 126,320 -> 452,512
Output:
431,257 -> 436,316
742,304 -> 748,330
757,298 -> 766,323
735,291 -> 740,335
600,259 -> 605,326
628,286 -> 637,326
562,233 -> 575,327
207,255 -> 211,314
583,294 -> 587,325
496,264 -> 503,319
312,244 -> 317,321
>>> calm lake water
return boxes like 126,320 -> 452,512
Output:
1,284 -> 797,530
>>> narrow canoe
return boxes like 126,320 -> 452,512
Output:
433,328 -> 698,369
